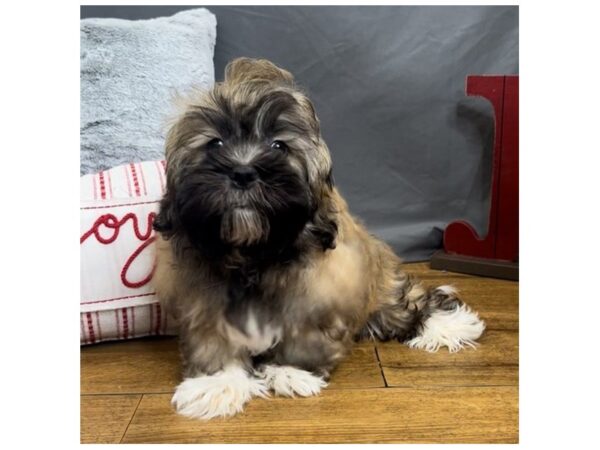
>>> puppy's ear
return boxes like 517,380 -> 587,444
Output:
325,168 -> 335,190
224,57 -> 294,85
153,195 -> 175,237
308,177 -> 339,251
309,213 -> 338,251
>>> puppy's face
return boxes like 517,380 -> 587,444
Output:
172,91 -> 315,252
155,59 -> 334,262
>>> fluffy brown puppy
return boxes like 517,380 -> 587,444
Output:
152,58 -> 485,419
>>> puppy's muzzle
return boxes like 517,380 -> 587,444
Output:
230,165 -> 259,189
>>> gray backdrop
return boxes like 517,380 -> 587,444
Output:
81,5 -> 519,261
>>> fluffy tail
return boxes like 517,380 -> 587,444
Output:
361,280 -> 486,353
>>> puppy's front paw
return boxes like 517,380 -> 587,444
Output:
262,365 -> 327,397
172,364 -> 269,419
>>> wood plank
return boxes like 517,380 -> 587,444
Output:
122,387 -> 518,443
81,338 -> 384,395
375,263 -> 519,387
404,263 -> 519,331
80,337 -> 181,395
328,342 -> 385,388
377,330 -> 518,369
383,365 -> 517,388
80,394 -> 141,444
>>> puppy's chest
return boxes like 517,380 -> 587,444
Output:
224,279 -> 286,355
224,306 -> 283,355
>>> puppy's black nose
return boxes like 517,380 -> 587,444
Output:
230,165 -> 258,188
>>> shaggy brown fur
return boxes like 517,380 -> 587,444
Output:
152,58 -> 485,419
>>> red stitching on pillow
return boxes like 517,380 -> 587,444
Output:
120,236 -> 156,288
81,292 -> 156,305
130,163 -> 141,196
80,315 -> 87,343
81,211 -> 156,289
86,312 -> 96,343
122,308 -> 129,339
99,171 -> 106,199
80,211 -> 155,244
80,200 -> 159,210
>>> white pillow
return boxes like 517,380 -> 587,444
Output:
80,161 -> 176,344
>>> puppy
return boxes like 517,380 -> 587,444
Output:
152,58 -> 485,419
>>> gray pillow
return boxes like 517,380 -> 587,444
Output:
80,8 -> 216,175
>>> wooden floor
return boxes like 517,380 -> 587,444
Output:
80,262 -> 518,444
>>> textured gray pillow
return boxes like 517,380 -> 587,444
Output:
80,8 -> 216,175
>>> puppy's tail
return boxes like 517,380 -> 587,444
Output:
360,278 -> 486,353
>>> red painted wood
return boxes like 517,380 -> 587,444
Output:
444,75 -> 505,259
495,76 -> 519,261
443,75 -> 518,262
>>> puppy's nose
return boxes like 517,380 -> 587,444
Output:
230,165 -> 258,188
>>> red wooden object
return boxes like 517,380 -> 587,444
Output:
443,75 -> 518,262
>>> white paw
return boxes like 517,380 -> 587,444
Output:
406,303 -> 486,353
172,364 -> 269,420
261,365 -> 327,397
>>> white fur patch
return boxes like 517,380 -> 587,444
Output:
225,310 -> 282,356
171,363 -> 269,420
405,303 -> 486,353
436,284 -> 458,296
262,365 -> 327,397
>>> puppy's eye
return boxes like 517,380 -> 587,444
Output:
206,138 -> 224,150
270,140 -> 288,151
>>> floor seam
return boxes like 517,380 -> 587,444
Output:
82,391 -> 173,397
373,344 -> 388,387
380,363 -> 519,370
119,394 -> 144,444
383,384 -> 518,390
82,385 -> 392,397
